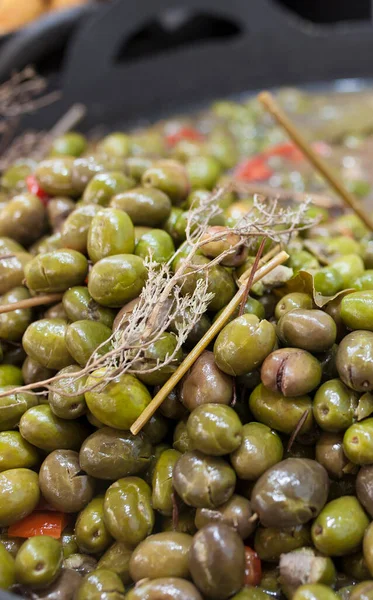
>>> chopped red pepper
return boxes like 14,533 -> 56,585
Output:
165,126 -> 205,147
244,547 -> 262,587
263,141 -> 304,163
8,511 -> 68,539
26,174 -> 50,205
234,156 -> 274,182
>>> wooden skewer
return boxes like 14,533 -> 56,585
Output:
130,249 -> 289,435
233,180 -> 340,209
0,293 -> 63,314
258,91 -> 373,230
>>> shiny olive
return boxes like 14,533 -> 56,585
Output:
173,450 -> 236,509
0,544 -> 15,590
173,418 -> 194,453
0,287 -> 32,342
63,553 -> 97,576
35,158 -> 79,196
343,418 -> 373,465
79,427 -> 152,480
336,331 -> 373,392
0,430 -> 39,472
179,350 -> 233,411
82,171 -> 134,206
186,403 -> 242,455
75,496 -> 113,555
47,197 -> 75,231
103,476 -> 154,545
62,286 -> 115,327
19,404 -> 87,452
277,309 -> 337,352
254,524 -> 311,562
51,132 -> 86,157
231,422 -> 283,480
97,542 -> 132,584
15,536 -> 63,588
48,365 -> 87,420
98,132 -> 130,157
261,348 -> 322,397
22,357 -> 55,386
88,254 -> 147,307
214,314 -> 276,376
0,389 -> 38,431
152,449 -> 181,516
129,532 -> 192,581
60,204 -> 102,253
0,364 -> 23,387
341,291 -> 373,331
312,496 -> 369,556
195,494 -> 255,539
124,578 -> 203,600
357,465 -> 373,518
87,207 -> 135,262
313,379 -> 359,432
65,320 -> 112,367
249,383 -> 313,435
0,193 -> 46,245
75,569 -> 125,600
25,249 -> 88,293
0,252 -> 32,296
0,468 -> 40,526
61,532 -> 78,559
39,450 -> 94,513
251,458 -> 329,528
142,159 -> 189,204
111,187 -> 172,226
350,581 -> 373,600
137,333 -> 183,386
33,569 -> 82,600
315,432 -> 353,480
293,584 -> 339,600
363,521 -> 373,576
85,370 -> 151,430
189,523 -> 245,600
23,318 -> 74,370
135,228 -> 175,263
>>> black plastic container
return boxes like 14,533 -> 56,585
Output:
1,1 -> 373,598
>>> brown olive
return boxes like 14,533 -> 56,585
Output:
357,465 -> 373,518
194,494 -> 255,539
179,350 -> 233,411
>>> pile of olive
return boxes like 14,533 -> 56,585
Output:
0,110 -> 373,600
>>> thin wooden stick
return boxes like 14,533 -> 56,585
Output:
0,293 -> 63,314
233,180 -> 340,209
49,104 -> 86,139
130,249 -> 289,435
258,91 -> 373,230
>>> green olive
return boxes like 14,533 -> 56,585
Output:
336,331 -> 373,392
0,430 -> 39,471
0,468 -> 40,526
98,133 -> 131,157
350,581 -> 373,600
61,532 -> 78,559
129,532 -> 192,581
341,291 -> 373,331
231,422 -> 283,480
0,544 -> 15,589
363,521 -> 373,576
111,187 -> 172,226
313,379 -> 359,432
186,403 -> 242,455
75,496 -> 113,555
62,286 -> 115,327
103,476 -> 154,545
15,536 -> 63,588
35,158 -> 79,196
214,314 -> 276,376
87,208 -> 135,263
82,172 -> 134,206
0,364 -> 23,387
142,159 -> 189,204
351,270 -> 373,291
0,252 -> 32,295
0,193 -> 46,245
88,254 -> 147,307
97,542 -> 132,584
23,318 -> 74,370
50,132 -> 87,157
137,333 -> 183,386
254,525 -> 311,562
315,432 -> 353,480
75,569 -> 125,600
186,155 -> 222,190
135,228 -> 175,263
124,577 -> 203,600
152,449 -> 181,516
0,388 -> 38,431
65,320 -> 112,367
330,254 -> 365,287
293,583 -> 339,600
60,204 -> 102,253
0,287 -> 32,341
48,365 -> 87,420
19,404 -> 87,452
312,496 -> 369,556
25,249 -> 88,293
277,309 -> 337,353
343,418 -> 373,464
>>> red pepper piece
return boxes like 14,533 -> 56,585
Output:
26,174 -> 50,205
165,126 -> 205,147
8,511 -> 68,539
234,156 -> 273,182
244,546 -> 262,587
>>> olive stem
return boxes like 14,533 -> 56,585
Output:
130,249 -> 289,435
0,293 -> 63,314
233,181 -> 340,209
258,91 -> 373,230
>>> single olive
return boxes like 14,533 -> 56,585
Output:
249,383 -> 313,435
350,581 -> 373,600
142,159 -> 189,204
231,422 -> 283,480
363,521 -> 373,576
173,450 -> 236,509
39,450 -> 94,513
124,577 -> 203,600
341,291 -> 373,331
63,286 -> 115,327
252,458 -> 329,528
162,509 -> 197,536
129,532 -> 192,581
0,388 -> 38,431
47,197 -> 75,231
343,418 -> 373,464
22,357 -> 55,387
82,171 -> 134,206
60,204 -> 102,253
342,552 -> 371,581
85,370 -> 151,430
97,542 -> 132,584
124,156 -> 153,180
34,569 -> 82,600
152,448 -> 181,516
137,333 -> 183,386
104,477 -> 154,546
87,207 -> 135,262
195,494 -> 255,539
254,524 -> 311,562
186,403 -> 242,456
314,267 -> 344,296
261,348 -> 322,397
19,404 -> 87,452
0,193 -> 46,245
65,320 -> 112,367
189,523 -> 245,600
88,254 -> 147,307
277,309 -> 337,353
173,418 -> 194,453
0,430 -> 39,472
313,379 -> 359,432
186,155 -> 222,190
214,314 -> 276,376
312,496 -> 369,556
179,350 -> 233,411
75,569 -> 125,600
0,364 -> 23,386
71,157 -> 106,193
159,388 -> 186,420
200,225 -> 248,267
44,302 -> 68,320
0,252 -> 32,295
330,254 -> 365,288
35,158 -> 79,196
181,255 -> 236,312
336,331 -> 373,392
79,427 -> 153,480
111,186 -> 172,226
23,318 -> 74,370
61,532 -> 78,559
50,132 -> 87,157
15,536 -> 63,588
98,132 -> 131,157
135,228 -> 175,263
0,468 -> 39,526
0,287 -> 32,342
0,545 -> 15,589
288,249 -> 319,272
48,365 -> 87,420
351,270 -> 373,291
292,583 -> 339,600
142,413 -> 168,445
75,496 -> 113,555
63,553 -> 97,576
163,206 -> 184,242
315,432 -> 353,480
25,249 -> 88,293
357,465 -> 373,518
2,160 -> 33,193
